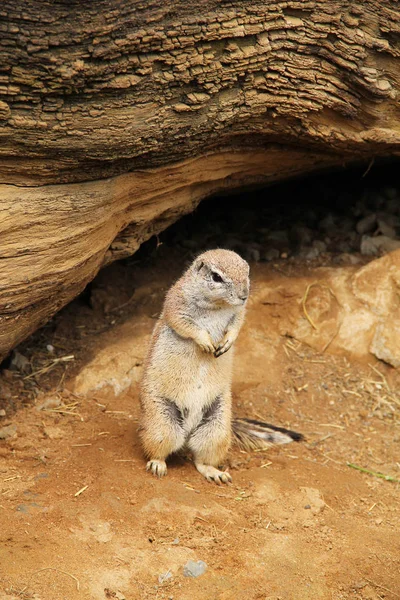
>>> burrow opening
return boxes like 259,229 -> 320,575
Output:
2,160 -> 400,414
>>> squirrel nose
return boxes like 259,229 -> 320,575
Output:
239,294 -> 248,302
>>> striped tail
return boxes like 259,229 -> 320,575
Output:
232,418 -> 304,451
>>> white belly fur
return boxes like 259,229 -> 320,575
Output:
145,322 -> 232,414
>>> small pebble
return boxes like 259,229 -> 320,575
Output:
183,560 -> 207,578
0,409 -> 6,417
46,344 -> 55,353
36,397 -> 62,411
0,424 -> 17,440
43,426 -> 64,440
158,571 -> 173,585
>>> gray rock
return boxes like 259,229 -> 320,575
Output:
299,246 -> 319,260
356,213 -> 376,235
262,248 -> 280,262
360,235 -> 400,256
245,245 -> 260,262
347,231 -> 360,250
0,424 -> 17,440
312,240 -> 327,253
10,351 -> 30,374
376,218 -> 397,239
336,240 -> 352,254
183,560 -> 207,578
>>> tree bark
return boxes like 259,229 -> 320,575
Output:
1,1 -> 400,359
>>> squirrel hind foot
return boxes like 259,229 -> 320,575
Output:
195,463 -> 232,485
146,459 -> 167,478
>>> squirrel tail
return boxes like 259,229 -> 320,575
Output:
232,417 -> 304,451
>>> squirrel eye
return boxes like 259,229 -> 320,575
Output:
211,271 -> 223,283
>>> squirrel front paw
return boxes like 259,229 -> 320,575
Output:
195,331 -> 216,354
214,331 -> 235,358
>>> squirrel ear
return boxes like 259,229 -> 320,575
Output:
196,260 -> 204,272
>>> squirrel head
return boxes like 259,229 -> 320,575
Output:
190,249 -> 250,308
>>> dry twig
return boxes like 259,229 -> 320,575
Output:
29,567 -> 80,592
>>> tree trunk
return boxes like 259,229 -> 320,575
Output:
1,1 -> 400,359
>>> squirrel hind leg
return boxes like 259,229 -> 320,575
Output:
139,396 -> 187,477
187,393 -> 232,484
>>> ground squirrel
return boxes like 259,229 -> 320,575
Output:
139,249 -> 302,484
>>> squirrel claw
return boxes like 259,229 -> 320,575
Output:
146,459 -> 167,478
196,464 -> 232,484
214,340 -> 233,358
196,333 -> 216,354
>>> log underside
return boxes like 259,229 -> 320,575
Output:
1,0 -> 400,358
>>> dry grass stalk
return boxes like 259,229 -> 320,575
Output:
24,355 -> 75,380
347,463 -> 399,483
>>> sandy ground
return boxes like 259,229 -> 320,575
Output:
0,240 -> 399,600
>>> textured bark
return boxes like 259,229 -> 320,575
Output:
1,1 -> 400,358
